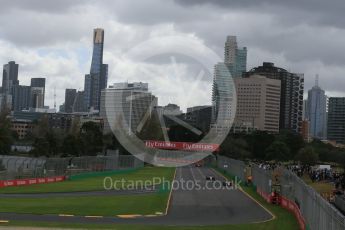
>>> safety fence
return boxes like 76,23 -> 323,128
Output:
217,156 -> 345,230
0,155 -> 143,180
280,168 -> 345,230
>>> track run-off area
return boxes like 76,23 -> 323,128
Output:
0,166 -> 299,229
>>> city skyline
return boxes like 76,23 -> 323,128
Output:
0,0 -> 344,110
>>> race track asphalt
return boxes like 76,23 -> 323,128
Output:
0,166 -> 273,226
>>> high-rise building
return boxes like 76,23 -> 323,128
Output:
2,61 -> 19,95
84,28 -> 108,111
327,97 -> 345,144
100,82 -> 157,134
179,106 -> 212,134
1,61 -> 19,110
244,62 -> 304,133
234,75 -> 281,133
64,89 -> 77,113
72,91 -> 86,113
211,63 -> 236,134
13,85 -> 31,111
224,36 -> 247,78
306,76 -> 327,140
30,78 -> 46,106
30,87 -> 44,109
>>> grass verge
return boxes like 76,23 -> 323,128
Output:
0,193 -> 168,216
0,167 -> 175,194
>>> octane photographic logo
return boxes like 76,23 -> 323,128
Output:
105,35 -> 237,167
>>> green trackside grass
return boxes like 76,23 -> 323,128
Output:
0,167 -> 175,194
213,168 -> 299,230
0,193 -> 168,216
302,174 -> 334,195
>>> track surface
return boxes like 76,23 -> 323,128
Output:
0,167 -> 272,225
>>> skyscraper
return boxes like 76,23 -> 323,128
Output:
100,82 -> 157,134
234,75 -> 281,133
1,61 -> 19,110
30,87 -> 44,109
224,36 -> 247,78
211,62 -> 236,134
327,97 -> 345,144
72,91 -> 85,113
30,78 -> 46,107
84,28 -> 108,111
64,89 -> 77,113
13,85 -> 31,111
244,62 -> 304,133
306,76 -> 327,140
2,61 -> 19,95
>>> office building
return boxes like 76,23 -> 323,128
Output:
244,62 -> 304,133
72,91 -> 86,113
30,87 -> 44,109
179,106 -> 212,134
100,82 -> 157,134
234,75 -> 281,133
2,61 -> 19,95
211,62 -> 236,134
1,61 -> 19,110
0,94 -> 12,112
30,78 -> 45,106
306,76 -> 327,139
224,36 -> 247,78
327,97 -> 345,144
13,85 -> 31,111
64,89 -> 77,113
11,119 -> 35,140
162,104 -> 182,116
84,28 -> 108,111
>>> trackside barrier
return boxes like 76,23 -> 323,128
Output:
0,155 -> 144,180
217,156 -> 307,230
280,196 -> 306,230
0,176 -> 66,188
256,187 -> 306,230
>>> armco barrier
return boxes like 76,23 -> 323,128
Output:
256,187 -> 306,230
281,196 -> 306,230
0,176 -> 66,188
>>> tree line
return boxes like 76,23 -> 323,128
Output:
219,130 -> 345,169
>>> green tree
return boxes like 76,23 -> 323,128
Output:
295,146 -> 318,166
265,141 -> 290,161
0,109 -> 13,154
31,137 -> 49,157
80,122 -> 103,155
62,134 -> 81,156
277,130 -> 305,159
220,136 -> 251,159
244,131 -> 275,159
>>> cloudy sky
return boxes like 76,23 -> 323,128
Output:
0,0 -> 344,111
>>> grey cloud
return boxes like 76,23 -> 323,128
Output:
175,0 -> 345,29
0,0 -> 86,13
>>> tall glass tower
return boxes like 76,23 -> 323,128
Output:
84,28 -> 108,111
306,75 -> 327,139
211,63 -> 236,134
224,36 -> 247,78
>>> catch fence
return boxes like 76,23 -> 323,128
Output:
0,155 -> 143,180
